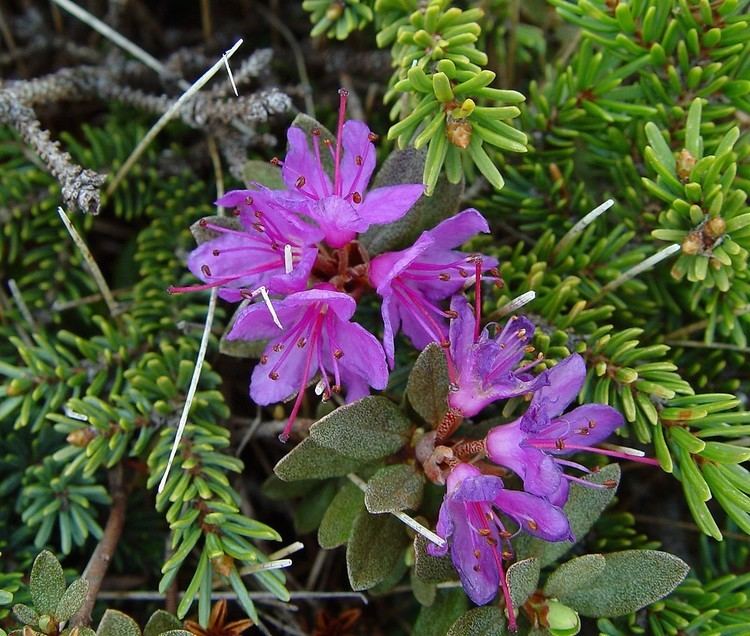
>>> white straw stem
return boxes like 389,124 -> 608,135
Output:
257,285 -> 283,329
240,559 -> 293,575
347,474 -> 445,548
597,243 -> 681,298
268,541 -> 304,561
158,288 -> 217,493
107,39 -> 243,198
495,291 -> 536,318
7,279 -> 37,327
554,199 -> 615,255
51,0 -> 188,88
57,207 -> 120,316
223,53 -> 239,96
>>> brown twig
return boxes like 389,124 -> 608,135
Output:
70,465 -> 128,627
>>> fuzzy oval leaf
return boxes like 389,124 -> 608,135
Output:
506,558 -> 540,607
318,481 -> 365,549
414,588 -> 469,636
55,578 -> 88,621
515,464 -> 620,567
30,551 -> 65,616
12,604 -> 38,626
242,159 -> 285,190
365,464 -> 425,513
143,610 -> 182,636
407,344 -> 450,426
309,397 -> 411,460
220,300 -> 268,359
189,215 -> 241,245
556,550 -> 689,617
346,511 -> 409,591
447,606 -> 507,636
360,148 -> 462,255
543,554 -> 607,599
411,569 -> 437,607
274,437 -> 365,481
414,535 -> 457,583
96,609 -> 142,636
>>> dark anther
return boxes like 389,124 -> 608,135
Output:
260,355 -> 268,364
478,528 -> 491,536
352,192 -> 362,204
368,132 -> 379,142
445,310 -> 458,318
439,273 -> 451,281
269,371 -> 279,380
199,218 -> 208,227
355,155 -> 363,166
458,268 -> 468,278
273,343 -> 284,352
334,349 -> 344,359
270,157 -> 282,166
295,176 -> 306,188
201,264 -> 212,277
555,438 -> 565,451
312,127 -> 321,136
245,196 -> 253,205
232,209 -> 241,216
212,249 -> 220,256
297,338 -> 307,348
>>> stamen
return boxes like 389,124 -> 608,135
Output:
280,311 -> 325,442
352,192 -> 362,204
334,88 -> 349,195
474,258 -> 482,341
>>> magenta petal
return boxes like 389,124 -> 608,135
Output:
379,294 -> 399,369
369,234 -> 434,291
493,489 -> 572,542
216,189 -> 255,209
449,295 -> 475,368
356,183 -> 424,225
250,340 -> 311,405
552,404 -> 624,450
265,246 -> 317,294
313,196 -> 365,248
448,502 -> 500,606
225,301 -> 295,341
335,320 -> 389,392
529,354 -> 587,419
284,288 -> 357,321
547,478 -> 570,508
283,127 -> 331,198
398,299 -> 447,351
340,120 -> 376,196
424,208 -> 491,250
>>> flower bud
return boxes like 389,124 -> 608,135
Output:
681,232 -> 702,255
446,120 -> 472,149
547,600 -> 581,636
212,554 -> 235,577
325,2 -> 343,21
704,216 -> 726,239
67,428 -> 96,448
38,615 -> 58,635
677,148 -> 696,181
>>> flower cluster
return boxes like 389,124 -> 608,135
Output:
422,288 -> 659,630
175,95 -> 651,628
173,90 -> 496,441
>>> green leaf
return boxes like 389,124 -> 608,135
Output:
447,607 -> 507,636
360,148 -> 462,255
30,551 -> 65,616
274,437 -> 365,481
644,122 -> 675,173
293,480 -> 337,534
12,604 -> 39,626
346,511 -> 409,591
55,578 -> 88,622
309,397 -> 411,460
143,610 -> 182,636
555,550 -> 689,617
414,588 -> 469,636
515,465 -> 620,567
242,159 -> 285,190
411,569 -> 437,607
506,558 -> 540,607
544,554 -> 607,599
413,535 -> 457,583
318,481 -> 365,549
96,610 -> 142,636
365,464 -> 425,513
407,343 -> 450,426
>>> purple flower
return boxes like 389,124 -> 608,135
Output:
428,462 -> 571,627
226,286 -> 388,441
170,187 -> 323,301
447,295 -> 544,417
369,209 -> 498,367
485,354 -> 624,506
276,90 -> 424,248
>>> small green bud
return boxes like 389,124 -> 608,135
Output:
547,600 -> 581,636
38,615 -> 57,635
